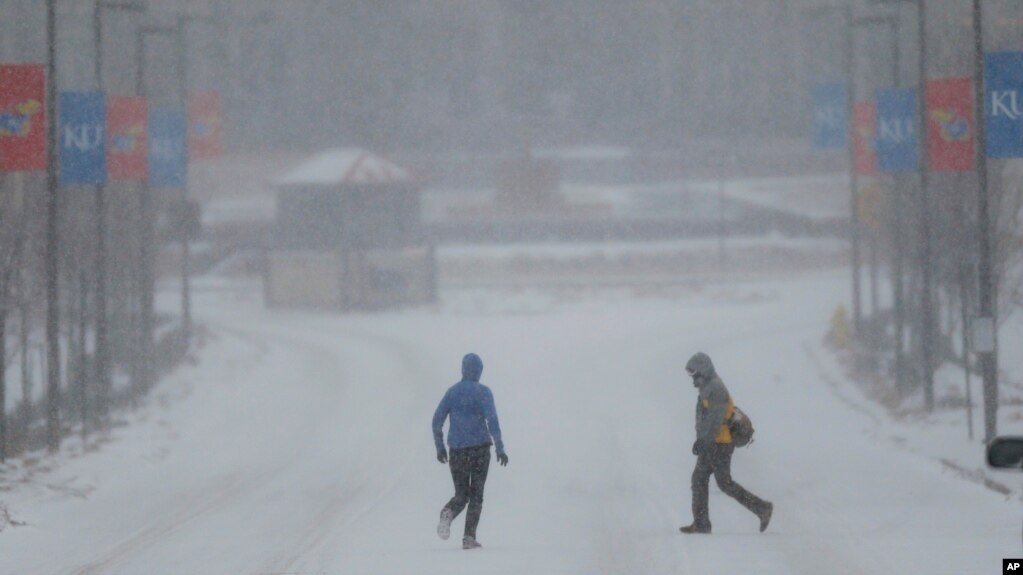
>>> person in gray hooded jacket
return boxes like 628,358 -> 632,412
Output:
679,352 -> 772,534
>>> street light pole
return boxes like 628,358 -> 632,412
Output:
972,0 -> 997,442
915,0 -> 937,413
93,0 -> 145,423
134,25 -> 175,394
174,12 -> 219,350
873,0 -> 935,409
175,16 -> 191,349
45,0 -> 61,453
853,15 -> 899,347
840,5 -> 862,340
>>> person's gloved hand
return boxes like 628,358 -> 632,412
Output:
692,439 -> 711,456
437,448 -> 448,464
497,452 -> 509,466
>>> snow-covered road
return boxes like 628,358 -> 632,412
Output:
1,271 -> 1018,574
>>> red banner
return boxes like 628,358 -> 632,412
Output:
106,96 -> 148,181
927,77 -> 974,172
853,101 -> 876,177
188,92 -> 222,160
0,65 -> 46,171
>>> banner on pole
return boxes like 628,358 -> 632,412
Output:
0,64 -> 46,171
875,88 -> 919,173
148,108 -> 186,188
59,92 -> 106,185
853,101 -> 876,177
985,52 -> 1023,158
107,96 -> 148,181
188,92 -> 222,160
927,77 -> 974,172
812,83 -> 848,150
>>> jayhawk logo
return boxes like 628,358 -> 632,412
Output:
0,100 -> 42,137
112,124 -> 145,153
930,109 -> 970,142
857,124 -> 877,151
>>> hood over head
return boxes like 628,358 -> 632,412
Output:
686,352 -> 717,386
462,353 -> 483,382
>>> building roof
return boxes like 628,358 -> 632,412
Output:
276,148 -> 413,187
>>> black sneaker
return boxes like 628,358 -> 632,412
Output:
437,508 -> 453,541
462,536 -> 482,549
759,502 -> 773,533
679,523 -> 711,534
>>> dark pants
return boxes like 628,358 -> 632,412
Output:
691,443 -> 768,529
444,444 -> 491,539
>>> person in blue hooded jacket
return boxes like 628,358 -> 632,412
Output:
432,353 -> 508,550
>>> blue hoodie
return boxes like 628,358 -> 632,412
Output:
432,353 -> 505,455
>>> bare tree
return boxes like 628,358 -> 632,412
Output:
0,175 -> 29,462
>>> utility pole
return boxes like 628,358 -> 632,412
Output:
176,13 -> 202,350
843,5 -> 862,339
135,26 -> 171,395
873,0 -> 935,407
972,0 -> 997,443
853,15 -> 899,350
916,0 -> 936,412
45,0 -> 61,453
93,0 -> 145,423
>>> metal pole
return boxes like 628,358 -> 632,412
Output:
891,14 -> 907,395
78,269 -> 87,440
176,16 -> 191,349
45,0 -> 62,453
93,0 -> 145,420
972,0 -> 997,443
853,16 -> 899,341
957,171 -> 974,440
916,0 -> 936,412
135,29 -> 155,394
845,6 -> 863,337
92,0 -> 110,422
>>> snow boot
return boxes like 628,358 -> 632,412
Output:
679,523 -> 711,534
758,502 -> 773,533
462,536 -> 482,550
437,508 -> 454,541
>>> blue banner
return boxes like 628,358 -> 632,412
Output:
59,92 -> 106,185
986,52 -> 1023,158
148,108 -> 186,188
812,83 -> 848,150
875,88 -> 919,172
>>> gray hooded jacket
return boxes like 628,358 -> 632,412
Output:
687,352 -> 732,444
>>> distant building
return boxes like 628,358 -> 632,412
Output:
265,148 -> 435,310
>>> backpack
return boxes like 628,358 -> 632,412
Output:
729,406 -> 755,447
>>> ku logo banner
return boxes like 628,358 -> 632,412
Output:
148,108 -> 186,189
107,97 -> 148,181
188,92 -> 222,161
813,83 -> 848,150
0,64 -> 46,171
986,52 -> 1023,158
59,92 -> 106,185
875,88 -> 919,173
853,102 -> 877,177
927,77 -> 973,172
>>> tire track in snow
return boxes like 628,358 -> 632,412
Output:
255,324 -> 436,574
66,469 -> 284,575
59,325 -> 337,575
197,315 -> 437,574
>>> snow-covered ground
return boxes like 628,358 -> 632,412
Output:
0,259 -> 1020,574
